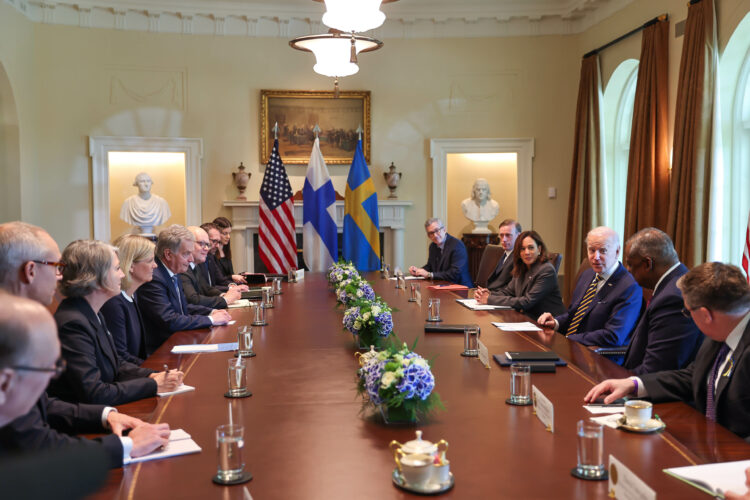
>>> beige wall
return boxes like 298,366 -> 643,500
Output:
1,0 -> 749,274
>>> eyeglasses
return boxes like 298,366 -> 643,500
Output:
426,227 -> 445,237
197,242 -> 211,249
12,356 -> 67,379
31,260 -> 66,275
681,306 -> 694,318
209,239 -> 221,246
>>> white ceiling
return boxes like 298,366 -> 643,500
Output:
6,0 -> 633,37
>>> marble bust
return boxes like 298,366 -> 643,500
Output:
120,172 -> 171,236
461,178 -> 499,234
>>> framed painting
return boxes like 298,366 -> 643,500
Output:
260,89 -> 371,165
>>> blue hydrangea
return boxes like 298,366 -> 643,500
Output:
396,362 -> 435,401
374,311 -> 393,337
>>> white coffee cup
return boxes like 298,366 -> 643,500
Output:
397,452 -> 434,488
624,400 -> 653,427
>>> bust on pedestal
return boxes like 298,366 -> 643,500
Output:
120,172 -> 171,237
461,178 -> 499,234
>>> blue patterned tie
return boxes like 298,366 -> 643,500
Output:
706,343 -> 730,421
171,275 -> 184,314
566,274 -> 601,336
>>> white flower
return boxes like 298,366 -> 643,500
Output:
381,371 -> 396,388
353,320 -> 361,330
395,368 -> 404,377
356,290 -> 364,297
412,358 -> 429,368
363,312 -> 371,321
393,354 -> 403,363
371,305 -> 381,315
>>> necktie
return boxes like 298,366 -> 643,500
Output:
706,343 -> 730,421
203,262 -> 213,287
566,274 -> 601,336
489,253 -> 507,282
171,275 -> 184,314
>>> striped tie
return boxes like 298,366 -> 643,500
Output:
566,274 -> 601,336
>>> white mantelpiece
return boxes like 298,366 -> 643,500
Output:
224,200 -> 413,272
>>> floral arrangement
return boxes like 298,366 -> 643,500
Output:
343,299 -> 394,348
327,261 -> 360,287
357,342 -> 443,423
336,277 -> 375,306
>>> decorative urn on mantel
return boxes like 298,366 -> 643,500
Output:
383,162 -> 402,199
232,162 -> 251,200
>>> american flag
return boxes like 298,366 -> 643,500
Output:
259,139 -> 298,274
743,210 -> 750,283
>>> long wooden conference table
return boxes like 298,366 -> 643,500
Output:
93,274 -> 750,499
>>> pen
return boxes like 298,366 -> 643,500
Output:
163,364 -> 169,375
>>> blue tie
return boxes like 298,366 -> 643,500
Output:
706,343 -> 730,421
171,275 -> 184,314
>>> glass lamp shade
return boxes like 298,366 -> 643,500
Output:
290,34 -> 382,78
321,0 -> 385,33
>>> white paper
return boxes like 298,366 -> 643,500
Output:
228,299 -> 252,309
168,429 -> 192,441
227,320 -> 237,325
294,269 -> 305,281
532,385 -> 554,432
477,339 -> 490,369
664,459 -> 750,497
389,276 -> 425,281
124,435 -> 202,465
492,322 -> 542,332
157,384 -> 195,397
456,299 -> 510,311
171,342 -> 238,354
589,413 -> 624,429
609,455 -> 656,500
583,405 -> 626,414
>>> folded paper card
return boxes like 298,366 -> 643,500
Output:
171,342 -> 239,354
664,459 -> 750,498
492,322 -> 542,332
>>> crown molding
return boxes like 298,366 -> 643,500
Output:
5,0 -> 633,38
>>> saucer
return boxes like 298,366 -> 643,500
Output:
392,468 -> 454,495
224,389 -> 253,399
617,416 -> 665,433
212,470 -> 252,485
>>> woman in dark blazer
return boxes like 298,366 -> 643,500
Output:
475,230 -> 565,320
212,217 -> 246,284
100,235 -> 156,365
48,239 -> 183,406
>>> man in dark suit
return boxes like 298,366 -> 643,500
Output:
136,225 -> 231,355
0,223 -> 170,467
618,228 -> 703,375
585,262 -> 750,441
538,226 -> 642,348
408,218 -> 473,288
474,219 -> 521,289
180,226 -> 242,309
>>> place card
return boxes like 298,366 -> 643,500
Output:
383,267 -> 390,280
295,269 -> 305,281
532,385 -> 554,432
398,275 -> 406,289
416,289 -> 422,306
477,339 -> 490,369
608,455 -> 656,500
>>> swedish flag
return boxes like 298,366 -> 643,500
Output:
343,139 -> 380,271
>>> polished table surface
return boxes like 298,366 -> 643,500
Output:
93,274 -> 750,499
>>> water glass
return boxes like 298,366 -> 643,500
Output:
227,358 -> 247,396
408,282 -> 420,302
261,287 -> 274,309
237,326 -> 254,357
216,424 -> 245,481
287,267 -> 296,283
462,325 -> 479,357
272,277 -> 282,295
575,420 -> 605,478
509,364 -> 531,404
427,298 -> 441,322
251,302 -> 267,326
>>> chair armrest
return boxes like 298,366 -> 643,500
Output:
594,347 -> 628,358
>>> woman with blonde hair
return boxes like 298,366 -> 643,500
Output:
100,235 -> 155,365
48,239 -> 183,406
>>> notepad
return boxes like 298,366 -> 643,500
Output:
504,351 -> 559,361
492,322 -> 543,332
663,459 -> 750,497
124,428 -> 202,465
456,299 -> 510,311
388,276 -> 425,281
228,299 -> 252,309
157,384 -> 195,397
171,342 -> 239,354
427,284 -> 469,291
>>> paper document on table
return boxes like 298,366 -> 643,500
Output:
456,299 -> 510,311
389,276 -> 425,281
124,428 -> 201,465
583,405 -> 626,414
589,413 -> 624,429
492,322 -> 542,332
664,460 -> 750,498
228,299 -> 252,309
157,384 -> 195,397
171,342 -> 238,354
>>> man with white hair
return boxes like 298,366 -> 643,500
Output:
537,226 -> 642,349
180,226 -> 241,309
136,224 -> 231,355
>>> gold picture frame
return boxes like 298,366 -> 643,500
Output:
260,89 -> 371,165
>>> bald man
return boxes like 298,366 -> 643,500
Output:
537,226 -> 642,349
180,226 -> 241,309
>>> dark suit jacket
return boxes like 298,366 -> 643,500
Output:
100,292 -> 146,365
641,317 -> 750,441
0,394 -> 123,468
557,263 -> 643,347
136,257 -> 213,355
474,244 -> 515,290
487,260 -> 565,319
622,263 -> 704,375
423,234 -> 473,288
180,264 -> 227,309
206,253 -> 233,291
48,296 -> 156,406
